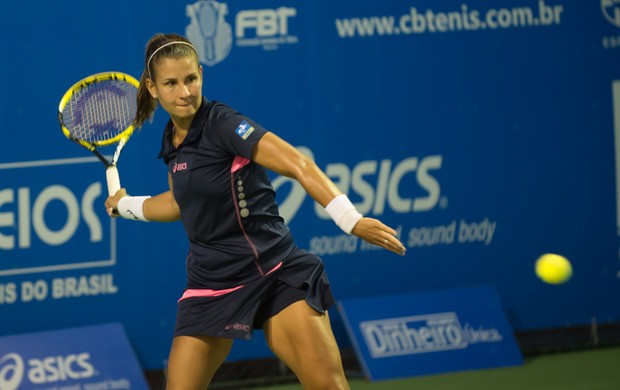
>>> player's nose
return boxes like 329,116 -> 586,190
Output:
180,84 -> 191,97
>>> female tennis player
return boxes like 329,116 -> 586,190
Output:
105,32 -> 406,389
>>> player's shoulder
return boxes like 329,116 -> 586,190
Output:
209,100 -> 245,121
206,100 -> 253,132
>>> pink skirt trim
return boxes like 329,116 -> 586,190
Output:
178,262 -> 283,302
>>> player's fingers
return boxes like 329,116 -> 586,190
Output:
114,188 -> 127,198
104,195 -> 121,217
380,235 -> 406,256
360,218 -> 397,236
106,206 -> 118,218
368,223 -> 405,255
352,218 -> 406,255
104,197 -> 115,210
376,222 -> 397,237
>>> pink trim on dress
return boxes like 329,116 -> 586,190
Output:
230,155 -> 262,273
231,156 -> 251,173
265,261 -> 283,275
178,285 -> 245,302
177,262 -> 282,302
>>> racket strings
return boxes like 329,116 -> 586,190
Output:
62,79 -> 137,144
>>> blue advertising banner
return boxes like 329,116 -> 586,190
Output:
0,323 -> 148,390
338,286 -> 523,381
0,158 -> 115,277
1,0 -> 619,371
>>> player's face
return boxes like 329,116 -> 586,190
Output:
151,56 -> 203,124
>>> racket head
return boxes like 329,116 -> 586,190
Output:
58,72 -> 139,149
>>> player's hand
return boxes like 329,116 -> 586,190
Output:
105,188 -> 127,217
351,217 -> 406,256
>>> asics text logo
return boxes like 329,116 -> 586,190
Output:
28,353 -> 94,383
272,148 -> 443,223
0,352 -> 95,388
173,162 -> 188,173
225,323 -> 251,332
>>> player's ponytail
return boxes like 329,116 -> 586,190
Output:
133,69 -> 158,129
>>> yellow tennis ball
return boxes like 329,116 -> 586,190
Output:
535,253 -> 572,284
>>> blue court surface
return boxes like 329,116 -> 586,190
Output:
251,346 -> 620,390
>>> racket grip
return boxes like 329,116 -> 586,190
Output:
106,165 -> 121,196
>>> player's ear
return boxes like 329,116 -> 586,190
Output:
145,78 -> 158,99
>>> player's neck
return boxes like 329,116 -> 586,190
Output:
171,126 -> 188,148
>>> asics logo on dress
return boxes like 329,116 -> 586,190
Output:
173,162 -> 188,173
225,322 -> 251,333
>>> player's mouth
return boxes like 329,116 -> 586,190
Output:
176,101 -> 195,108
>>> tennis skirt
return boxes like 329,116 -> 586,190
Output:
173,248 -> 335,340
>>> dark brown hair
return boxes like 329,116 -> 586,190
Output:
133,33 -> 199,128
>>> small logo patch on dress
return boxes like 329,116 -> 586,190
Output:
235,120 -> 255,140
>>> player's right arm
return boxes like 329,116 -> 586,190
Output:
105,173 -> 180,222
142,173 -> 180,222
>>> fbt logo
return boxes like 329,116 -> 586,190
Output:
185,1 -> 299,67
236,7 -> 297,38
186,0 -> 233,66
272,147 -> 444,224
0,352 -> 95,390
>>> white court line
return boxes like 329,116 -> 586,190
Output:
0,156 -> 103,170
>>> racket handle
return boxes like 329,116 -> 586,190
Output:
106,165 -> 121,196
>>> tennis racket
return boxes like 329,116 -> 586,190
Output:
58,71 -> 139,196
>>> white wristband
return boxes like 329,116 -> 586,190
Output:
324,194 -> 363,234
117,196 -> 151,222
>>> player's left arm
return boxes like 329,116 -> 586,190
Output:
252,132 -> 406,255
253,133 -> 339,207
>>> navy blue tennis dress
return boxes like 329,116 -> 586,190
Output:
158,98 -> 334,340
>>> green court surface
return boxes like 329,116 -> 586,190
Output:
253,346 -> 620,390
